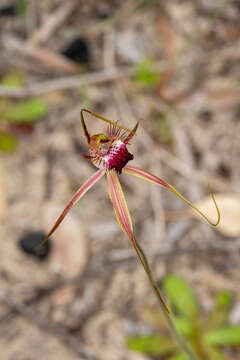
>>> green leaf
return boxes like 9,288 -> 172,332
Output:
174,317 -> 193,337
154,112 -> 173,144
205,291 -> 232,331
205,346 -> 228,360
163,275 -> 199,318
126,335 -> 176,356
1,72 -> 24,88
2,99 -> 48,123
216,291 -> 232,308
0,131 -> 18,152
137,0 -> 160,10
17,0 -> 28,18
135,58 -> 158,87
204,326 -> 240,346
168,353 -> 188,360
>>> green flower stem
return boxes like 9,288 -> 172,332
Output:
133,237 -> 199,360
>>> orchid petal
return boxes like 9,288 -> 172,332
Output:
123,165 -> 220,227
38,169 -> 104,247
106,170 -> 134,242
106,169 -> 169,313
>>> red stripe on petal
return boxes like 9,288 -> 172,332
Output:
123,165 -> 170,188
38,169 -> 104,247
106,170 -> 134,242
107,170 -> 170,313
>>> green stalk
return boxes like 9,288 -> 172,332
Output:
133,237 -> 199,360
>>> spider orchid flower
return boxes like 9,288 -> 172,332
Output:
40,109 -> 220,313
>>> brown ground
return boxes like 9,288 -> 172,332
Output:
0,1 -> 240,359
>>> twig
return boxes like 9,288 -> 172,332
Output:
30,0 -> 78,45
108,240 -> 238,263
25,0 -> 39,36
103,29 -> 116,69
170,113 -> 203,202
64,0 -> 143,38
230,121 -> 240,192
2,35 -> 80,75
0,61 -> 167,98
157,147 -> 230,193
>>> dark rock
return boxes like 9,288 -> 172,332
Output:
62,38 -> 89,65
0,5 -> 17,17
18,231 -> 51,260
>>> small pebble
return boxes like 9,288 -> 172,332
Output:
18,230 -> 51,261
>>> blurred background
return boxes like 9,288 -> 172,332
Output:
0,0 -> 240,359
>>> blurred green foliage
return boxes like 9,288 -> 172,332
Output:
0,72 -> 49,152
137,0 -> 160,10
0,131 -> 18,152
135,58 -> 158,87
2,99 -> 48,123
17,0 -> 28,18
152,112 -> 173,144
127,275 -> 240,359
1,72 -> 25,88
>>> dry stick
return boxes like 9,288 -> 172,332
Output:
0,61 -> 167,98
135,114 -> 230,193
149,177 -> 167,251
103,29 -> 116,69
65,0 -> 143,38
170,115 -> 203,201
157,147 -> 230,193
109,236 -> 239,264
30,0 -> 78,45
25,0 -> 39,36
2,35 -> 80,75
230,121 -> 240,192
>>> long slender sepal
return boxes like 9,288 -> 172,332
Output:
81,108 -> 134,133
38,169 -> 104,247
106,170 -> 134,241
123,165 -> 220,227
106,170 -> 169,313
124,121 -> 139,144
80,109 -> 91,143
168,183 -> 220,226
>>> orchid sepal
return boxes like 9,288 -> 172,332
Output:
37,169 -> 104,248
81,108 -> 134,134
123,165 -> 220,227
106,169 -> 169,313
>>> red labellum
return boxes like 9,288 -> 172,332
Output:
105,140 -> 133,173
89,138 -> 134,173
